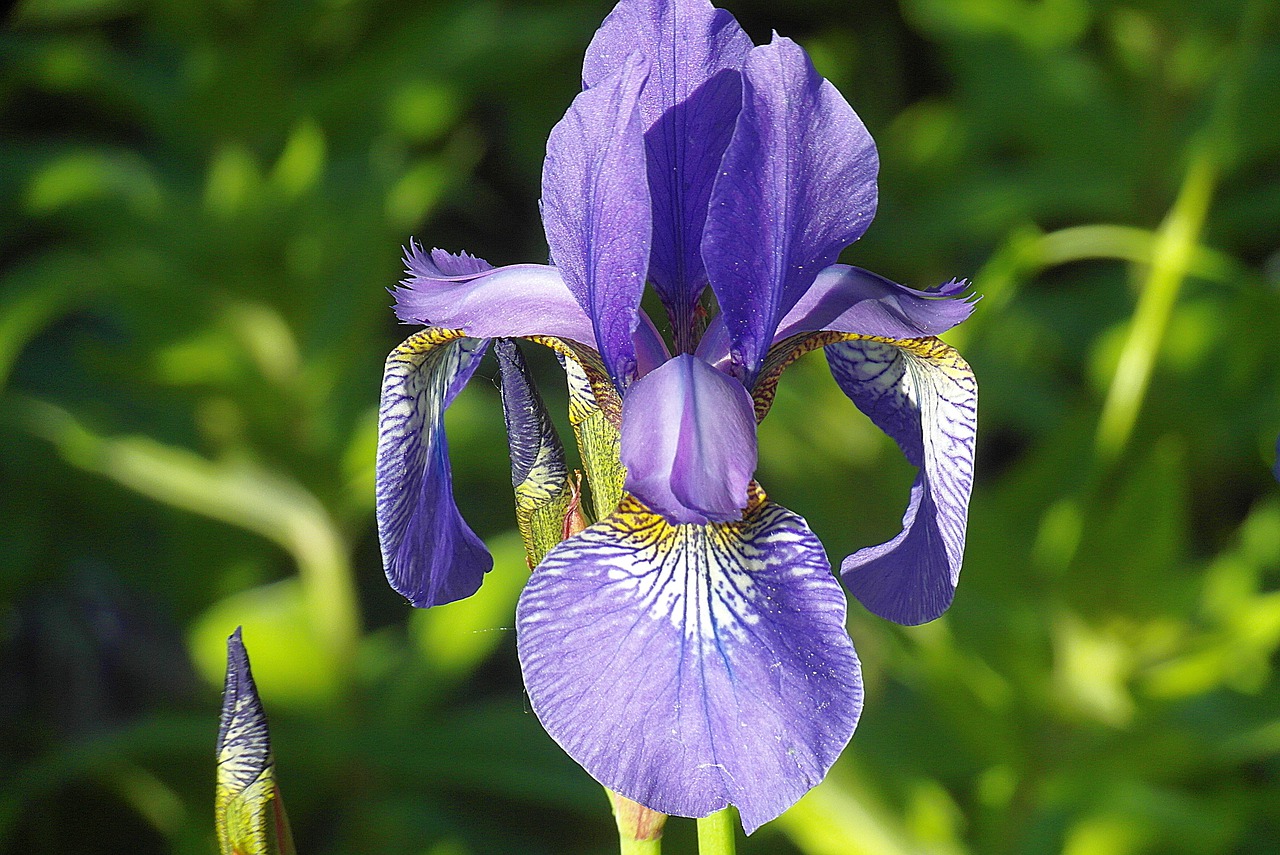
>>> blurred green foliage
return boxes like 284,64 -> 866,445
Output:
2,0 -> 1279,852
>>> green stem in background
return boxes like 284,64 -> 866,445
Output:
15,397 -> 362,679
696,808 -> 737,855
607,790 -> 665,855
1093,0 -> 1266,466
1093,148 -> 1217,466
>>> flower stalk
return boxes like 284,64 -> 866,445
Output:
696,808 -> 737,855
609,790 -> 667,855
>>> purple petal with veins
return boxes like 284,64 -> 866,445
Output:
396,246 -> 597,346
517,494 -> 861,833
377,330 -> 492,607
703,35 -> 877,381
827,338 -> 977,624
542,53 -> 652,389
584,0 -> 752,348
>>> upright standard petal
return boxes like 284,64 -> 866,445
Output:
620,354 -> 757,525
377,328 -> 492,607
217,628 -> 295,855
826,337 -> 977,624
584,0 -> 753,349
542,53 -> 652,389
516,490 -> 862,834
396,245 -> 597,346
703,36 -> 878,381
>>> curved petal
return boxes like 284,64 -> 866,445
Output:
774,265 -> 976,342
584,0 -> 753,349
542,53 -> 652,389
495,339 -> 573,568
703,36 -> 877,382
826,337 -> 976,625
516,491 -> 861,834
395,245 -> 596,346
621,354 -> 756,525
377,328 -> 492,608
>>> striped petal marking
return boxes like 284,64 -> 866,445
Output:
826,336 -> 977,625
516,486 -> 861,834
216,628 -> 294,855
495,339 -> 573,568
376,328 -> 492,607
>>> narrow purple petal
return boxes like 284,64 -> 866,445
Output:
542,53 -> 652,388
396,245 -> 596,346
584,0 -> 753,349
218,627 -> 270,790
516,493 -> 861,833
827,337 -> 977,624
774,265 -> 977,342
703,36 -> 878,381
620,354 -> 756,525
218,628 -> 295,855
377,329 -> 492,607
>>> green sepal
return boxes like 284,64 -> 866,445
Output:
561,352 -> 626,520
495,339 -> 574,567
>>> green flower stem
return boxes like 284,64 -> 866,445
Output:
607,790 -> 665,855
696,808 -> 738,855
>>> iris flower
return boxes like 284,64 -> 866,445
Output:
377,0 -> 977,832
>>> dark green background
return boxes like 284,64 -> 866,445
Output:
3,0 -> 1279,852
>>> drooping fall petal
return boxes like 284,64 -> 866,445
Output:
495,339 -> 573,567
377,329 -> 492,607
827,337 -> 977,624
516,491 -> 861,834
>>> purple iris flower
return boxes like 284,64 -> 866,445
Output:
377,0 -> 977,833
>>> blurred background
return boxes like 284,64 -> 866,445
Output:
3,0 -> 1279,852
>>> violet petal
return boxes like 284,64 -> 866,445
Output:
703,36 -> 877,381
827,338 -> 977,624
377,329 -> 492,607
584,0 -> 753,347
774,265 -> 976,342
396,245 -> 596,346
542,53 -> 652,388
516,494 -> 861,833
620,354 -> 756,525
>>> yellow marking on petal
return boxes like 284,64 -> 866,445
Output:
388,326 -> 470,361
552,343 -> 627,519
752,332 -> 970,421
215,737 -> 294,855
514,440 -> 573,567
569,484 -> 829,649
527,335 -> 622,425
